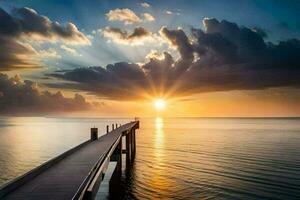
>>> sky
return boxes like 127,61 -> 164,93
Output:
0,0 -> 300,117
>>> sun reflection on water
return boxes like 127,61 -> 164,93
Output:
151,117 -> 173,195
155,117 -> 164,152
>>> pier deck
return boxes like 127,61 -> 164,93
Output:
0,121 -> 139,200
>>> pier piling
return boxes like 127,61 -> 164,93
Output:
125,132 -> 131,168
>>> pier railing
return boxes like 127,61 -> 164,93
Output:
0,120 -> 139,200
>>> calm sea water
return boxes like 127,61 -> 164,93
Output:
0,117 -> 299,199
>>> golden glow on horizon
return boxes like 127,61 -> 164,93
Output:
34,88 -> 300,117
154,99 -> 166,111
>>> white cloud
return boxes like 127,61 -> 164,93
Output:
141,2 -> 151,8
143,13 -> 155,22
106,8 -> 141,24
166,10 -> 173,15
106,8 -> 156,24
60,45 -> 81,56
38,48 -> 61,59
146,50 -> 165,60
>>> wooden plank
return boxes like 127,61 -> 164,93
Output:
0,121 -> 138,200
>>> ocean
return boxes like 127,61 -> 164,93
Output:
0,117 -> 299,199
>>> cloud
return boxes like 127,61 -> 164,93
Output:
106,8 -> 141,24
38,48 -> 61,59
166,10 -> 173,15
60,45 -> 81,56
160,27 -> 194,62
106,8 -> 155,24
49,18 -> 300,100
0,36 -> 41,70
143,13 -> 155,22
141,2 -> 151,8
0,73 -> 95,115
145,50 -> 166,60
48,63 -> 148,100
0,6 -> 90,70
100,26 -> 160,46
165,10 -> 180,16
1,7 -> 90,45
251,27 -> 268,38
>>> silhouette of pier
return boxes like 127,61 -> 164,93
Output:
0,121 -> 139,200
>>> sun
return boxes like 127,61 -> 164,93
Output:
154,99 -> 166,111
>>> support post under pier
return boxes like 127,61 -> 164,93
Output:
130,130 -> 134,161
110,139 -> 122,175
125,132 -> 131,168
133,129 -> 136,154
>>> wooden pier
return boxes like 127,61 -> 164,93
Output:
0,121 -> 139,200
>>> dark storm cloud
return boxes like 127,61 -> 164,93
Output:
102,26 -> 150,39
0,36 -> 40,70
128,27 -> 150,38
252,27 -> 268,38
0,7 -> 90,44
160,27 -> 194,62
49,63 -> 148,99
100,26 -> 154,45
0,73 -> 93,115
50,18 -> 300,100
0,6 -> 90,70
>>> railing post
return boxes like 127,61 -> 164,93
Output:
112,124 -> 114,130
90,128 -> 98,141
106,125 -> 109,133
